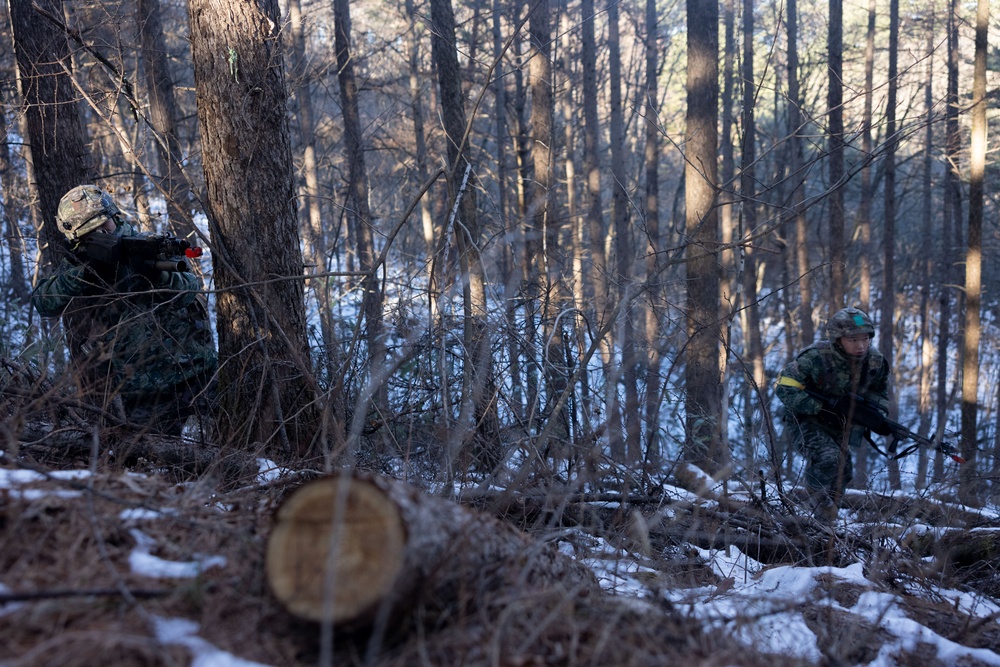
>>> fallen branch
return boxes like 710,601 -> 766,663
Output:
264,472 -> 599,627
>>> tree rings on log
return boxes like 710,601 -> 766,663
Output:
265,473 -> 407,623
265,472 -> 598,627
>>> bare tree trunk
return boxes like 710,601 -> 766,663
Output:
0,113 -> 29,302
528,0 -> 570,446
718,0 -> 735,463
287,0 -> 342,433
857,0 -> 875,311
608,0 -> 638,463
684,0 -> 723,472
785,0 -> 813,348
740,0 -> 764,457
934,0 -> 961,484
559,0 -> 584,446
581,0 -> 614,442
429,0 -> 501,471
916,16 -> 936,491
511,26 -> 538,430
334,0 -> 389,442
882,0 -> 901,490
960,0 -> 988,505
136,0 -> 194,237
493,0 -> 523,424
643,0 -> 662,462
9,0 -> 93,270
187,0 -> 317,455
827,0 -> 845,307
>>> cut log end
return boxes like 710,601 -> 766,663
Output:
265,477 -> 406,623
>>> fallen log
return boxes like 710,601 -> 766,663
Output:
264,472 -> 599,627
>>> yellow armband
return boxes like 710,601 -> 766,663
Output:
776,375 -> 806,390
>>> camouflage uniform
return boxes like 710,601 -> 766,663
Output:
32,187 -> 216,436
775,308 -> 889,517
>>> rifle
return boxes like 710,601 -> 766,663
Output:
81,233 -> 203,275
803,387 -> 966,464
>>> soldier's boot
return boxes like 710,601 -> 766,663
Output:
809,490 -> 838,524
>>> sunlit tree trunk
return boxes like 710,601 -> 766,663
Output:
188,0 -> 317,455
960,0 -> 988,505
684,0 -> 723,472
740,0 -> 764,455
528,0 -> 570,445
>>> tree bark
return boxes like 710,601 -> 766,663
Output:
740,0 -> 764,453
428,0 -> 500,470
960,0 -> 988,504
265,473 -> 599,626
684,0 -> 723,472
916,16 -> 936,491
785,0 -> 813,348
935,0 -> 961,484
643,0 -> 662,462
827,0 -> 845,306
334,0 -> 388,446
136,0 -> 194,237
0,112 -> 29,302
187,0 -> 317,455
881,0 -> 901,490
9,0 -> 93,270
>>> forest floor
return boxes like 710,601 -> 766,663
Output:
1,442 -> 999,667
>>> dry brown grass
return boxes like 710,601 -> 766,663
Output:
1,459 -> 998,667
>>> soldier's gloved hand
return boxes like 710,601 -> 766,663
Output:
832,395 -> 856,417
77,255 -> 117,287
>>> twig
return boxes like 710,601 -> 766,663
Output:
0,588 -> 170,604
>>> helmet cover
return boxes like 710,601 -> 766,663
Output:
826,307 -> 875,340
56,185 -> 121,241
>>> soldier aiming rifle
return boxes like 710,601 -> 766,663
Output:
32,185 -> 217,437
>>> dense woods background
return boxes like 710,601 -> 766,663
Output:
1,0 -> 999,504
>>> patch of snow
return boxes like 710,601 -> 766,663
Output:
0,583 -> 25,618
152,615 -> 272,667
120,507 -> 174,522
255,458 -> 285,483
853,591 -> 1000,666
129,529 -> 226,579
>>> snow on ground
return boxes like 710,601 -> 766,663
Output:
2,459 -> 998,666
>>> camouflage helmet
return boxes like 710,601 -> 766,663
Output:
56,185 -> 121,241
826,307 -> 875,340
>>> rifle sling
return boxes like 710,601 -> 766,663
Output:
863,432 -> 918,461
